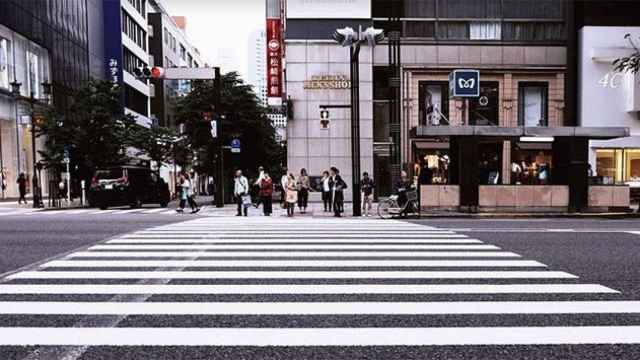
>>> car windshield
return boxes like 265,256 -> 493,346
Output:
95,169 -> 124,180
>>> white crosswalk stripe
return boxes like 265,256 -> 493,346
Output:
0,217 -> 638,350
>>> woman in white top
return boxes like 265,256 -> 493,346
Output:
321,170 -> 332,212
184,173 -> 200,214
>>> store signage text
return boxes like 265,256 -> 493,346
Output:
266,19 -> 282,99
304,75 -> 351,90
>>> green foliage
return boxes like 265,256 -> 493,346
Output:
128,124 -> 178,170
613,34 -> 640,74
174,71 -> 284,180
36,79 -> 138,172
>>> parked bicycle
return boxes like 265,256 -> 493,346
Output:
377,189 -> 420,219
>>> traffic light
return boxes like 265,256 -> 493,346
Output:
133,66 -> 164,80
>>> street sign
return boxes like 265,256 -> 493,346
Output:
231,138 -> 241,153
320,109 -> 330,130
210,120 -> 217,138
449,69 -> 480,97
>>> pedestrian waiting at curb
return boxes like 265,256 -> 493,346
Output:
17,173 -> 27,205
260,172 -> 274,216
175,173 -> 187,214
280,167 -> 288,208
321,170 -> 332,213
298,168 -> 310,214
361,172 -> 375,217
285,173 -> 298,217
234,169 -> 250,217
330,167 -> 347,217
183,172 -> 201,214
254,166 -> 265,208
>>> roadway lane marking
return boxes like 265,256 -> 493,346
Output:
111,209 -> 146,215
141,208 -> 167,214
7,270 -> 579,280
121,234 -> 469,239
91,244 -> 498,250
69,251 -> 520,258
0,301 -> 636,315
0,284 -> 617,294
87,210 -> 118,214
40,259 -> 548,268
106,239 -> 484,244
3,326 -> 640,346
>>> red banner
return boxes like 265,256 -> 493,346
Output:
266,18 -> 282,99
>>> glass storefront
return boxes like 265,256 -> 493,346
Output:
595,149 -> 640,185
511,144 -> 553,185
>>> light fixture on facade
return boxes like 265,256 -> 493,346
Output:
519,136 -> 555,143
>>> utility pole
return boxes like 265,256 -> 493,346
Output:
213,67 -> 224,208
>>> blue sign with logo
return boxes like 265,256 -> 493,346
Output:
449,69 -> 480,97
103,0 -> 124,106
231,139 -> 241,153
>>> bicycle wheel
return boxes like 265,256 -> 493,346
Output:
377,199 -> 396,219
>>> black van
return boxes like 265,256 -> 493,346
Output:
88,166 -> 170,210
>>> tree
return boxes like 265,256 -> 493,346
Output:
129,124 -> 178,171
174,71 -> 284,180
37,79 -> 140,173
613,34 -> 640,73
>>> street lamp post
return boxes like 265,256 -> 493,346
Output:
333,26 -> 384,217
10,80 -> 52,208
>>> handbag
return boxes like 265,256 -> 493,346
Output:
241,194 -> 252,207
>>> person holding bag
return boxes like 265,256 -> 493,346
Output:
260,172 -> 274,216
285,173 -> 298,217
234,169 -> 250,217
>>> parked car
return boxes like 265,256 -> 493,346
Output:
88,166 -> 170,210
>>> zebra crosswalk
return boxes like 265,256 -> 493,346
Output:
0,217 -> 639,355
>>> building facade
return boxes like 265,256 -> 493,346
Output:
147,0 -> 203,129
0,0 -> 95,198
248,28 -> 268,107
283,0 -> 630,211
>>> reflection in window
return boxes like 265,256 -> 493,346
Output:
479,142 -> 502,185
518,83 -> 548,126
26,51 -> 39,98
469,82 -> 499,126
419,81 -> 449,126
511,145 -> 553,185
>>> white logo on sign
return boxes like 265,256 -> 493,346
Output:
458,78 -> 475,89
268,40 -> 280,51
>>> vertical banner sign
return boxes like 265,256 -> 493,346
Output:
103,0 -> 124,107
266,18 -> 282,101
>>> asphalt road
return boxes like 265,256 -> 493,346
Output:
0,215 -> 638,359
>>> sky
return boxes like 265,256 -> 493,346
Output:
161,0 -> 265,80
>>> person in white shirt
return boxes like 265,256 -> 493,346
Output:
280,168 -> 289,207
234,170 -> 249,216
321,170 -> 332,212
184,172 -> 200,214
253,166 -> 265,208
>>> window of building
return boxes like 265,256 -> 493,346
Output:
163,27 -> 169,45
502,0 -> 564,19
26,51 -> 39,98
518,82 -> 548,127
469,82 -> 499,126
405,21 -> 435,38
595,149 -> 640,184
0,37 -> 10,89
470,22 -> 501,40
187,53 -> 193,67
123,48 -> 145,75
127,0 -> 146,18
511,144 -> 553,185
437,0 -> 501,18
479,142 -> 503,185
419,81 -> 449,126
121,9 -> 147,50
502,22 -> 566,41
179,44 -> 186,61
437,21 -> 468,39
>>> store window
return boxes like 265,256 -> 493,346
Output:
479,142 -> 502,185
469,81 -> 499,126
416,150 -> 451,185
418,81 -> 449,126
595,149 -> 640,184
518,82 -> 548,127
511,144 -> 553,185
0,37 -> 9,89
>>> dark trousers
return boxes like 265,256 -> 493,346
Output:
322,191 -> 332,211
187,196 -> 199,211
287,202 -> 295,216
18,190 -> 26,204
333,192 -> 344,216
179,198 -> 186,209
262,196 -> 272,215
236,196 -> 248,216
298,189 -> 308,209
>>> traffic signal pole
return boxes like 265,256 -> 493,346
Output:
213,67 -> 224,208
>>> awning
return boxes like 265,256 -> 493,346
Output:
413,140 -> 450,150
415,126 -> 630,140
591,135 -> 640,149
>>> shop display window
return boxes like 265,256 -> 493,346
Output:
595,149 -> 640,185
418,81 -> 449,126
511,145 -> 553,185
518,82 -> 548,127
479,142 -> 502,185
414,149 -> 451,185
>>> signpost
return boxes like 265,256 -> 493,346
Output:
231,139 -> 241,154
63,146 -> 71,204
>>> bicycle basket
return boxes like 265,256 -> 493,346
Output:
406,190 -> 418,201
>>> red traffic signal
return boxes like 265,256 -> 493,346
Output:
151,67 -> 164,79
